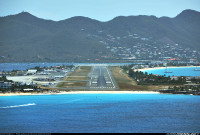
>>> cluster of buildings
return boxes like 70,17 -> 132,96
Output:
0,65 -> 77,92
0,81 -> 38,92
105,35 -> 199,63
84,29 -> 199,63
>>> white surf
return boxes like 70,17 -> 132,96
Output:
0,103 -> 36,109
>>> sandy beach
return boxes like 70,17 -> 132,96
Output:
0,91 -> 159,96
136,66 -> 200,72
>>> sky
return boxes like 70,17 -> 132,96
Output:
0,0 -> 200,21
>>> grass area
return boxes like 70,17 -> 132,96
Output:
67,66 -> 91,76
110,66 -> 168,91
56,66 -> 91,88
66,77 -> 88,81
57,81 -> 87,88
55,66 -> 168,91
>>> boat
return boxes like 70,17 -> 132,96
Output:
164,70 -> 173,73
194,67 -> 200,71
164,66 -> 173,73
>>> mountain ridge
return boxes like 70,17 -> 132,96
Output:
2,9 -> 199,22
0,9 -> 199,62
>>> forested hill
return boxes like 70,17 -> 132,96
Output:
0,9 -> 199,62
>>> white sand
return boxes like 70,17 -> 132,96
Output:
0,91 -> 159,96
137,66 -> 200,72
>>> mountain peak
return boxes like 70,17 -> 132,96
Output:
18,11 -> 32,15
175,9 -> 200,18
16,11 -> 37,18
66,16 -> 100,23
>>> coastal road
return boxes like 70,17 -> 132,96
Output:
87,66 -> 119,90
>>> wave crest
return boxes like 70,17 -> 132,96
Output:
0,103 -> 36,109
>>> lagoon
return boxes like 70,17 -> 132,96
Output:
0,94 -> 199,133
143,67 -> 200,77
0,62 -> 132,72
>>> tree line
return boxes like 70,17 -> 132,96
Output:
121,65 -> 186,85
168,85 -> 200,91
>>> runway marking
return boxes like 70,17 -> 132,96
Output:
88,66 -> 118,90
106,66 -> 115,88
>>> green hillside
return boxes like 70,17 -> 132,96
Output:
0,9 -> 199,62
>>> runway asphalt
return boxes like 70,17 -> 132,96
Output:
87,66 -> 119,90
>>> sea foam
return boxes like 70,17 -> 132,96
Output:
0,103 -> 36,109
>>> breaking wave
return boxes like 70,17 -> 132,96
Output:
0,103 -> 36,109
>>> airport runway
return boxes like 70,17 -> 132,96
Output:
87,66 -> 119,90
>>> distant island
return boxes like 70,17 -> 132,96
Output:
0,9 -> 200,63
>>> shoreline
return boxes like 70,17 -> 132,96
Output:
136,66 -> 200,72
0,91 -> 159,96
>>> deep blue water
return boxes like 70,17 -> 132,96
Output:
143,67 -> 200,77
0,94 -> 200,133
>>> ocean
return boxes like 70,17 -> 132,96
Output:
0,94 -> 200,133
143,67 -> 200,77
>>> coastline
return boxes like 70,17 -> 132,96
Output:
1,66 -> 200,97
136,66 -> 200,72
0,91 -> 159,96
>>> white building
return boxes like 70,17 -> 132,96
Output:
23,89 -> 34,91
27,69 -> 37,75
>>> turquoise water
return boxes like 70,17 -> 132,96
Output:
0,94 -> 200,133
143,67 -> 200,77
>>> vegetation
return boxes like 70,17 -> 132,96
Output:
110,66 -> 168,90
0,82 -> 40,93
33,65 -> 74,71
0,75 -> 12,82
0,76 -> 40,93
168,85 -> 200,91
66,77 -> 88,81
57,81 -> 87,88
56,66 -> 91,88
0,10 -> 200,62
122,65 -> 186,85
190,78 -> 200,84
120,65 -> 200,95
110,66 -> 138,90
160,85 -> 200,95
